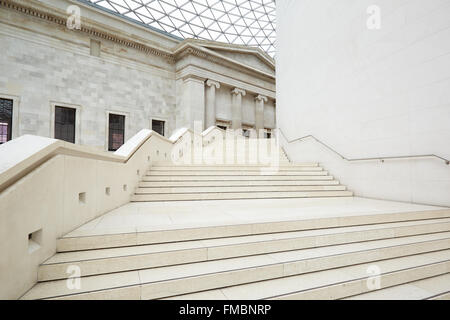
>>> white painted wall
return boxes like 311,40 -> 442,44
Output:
277,0 -> 450,206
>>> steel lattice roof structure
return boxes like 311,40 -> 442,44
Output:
83,0 -> 276,57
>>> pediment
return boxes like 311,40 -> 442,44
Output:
188,40 -> 275,75
209,49 -> 275,75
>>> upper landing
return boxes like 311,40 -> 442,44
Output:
64,197 -> 445,238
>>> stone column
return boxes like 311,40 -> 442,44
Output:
273,99 -> 277,128
178,75 -> 206,130
231,88 -> 246,130
255,95 -> 268,137
205,80 -> 220,129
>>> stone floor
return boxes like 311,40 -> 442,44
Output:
65,197 -> 445,237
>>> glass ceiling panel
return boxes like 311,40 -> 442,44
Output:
83,0 -> 276,57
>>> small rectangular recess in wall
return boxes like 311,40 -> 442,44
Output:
105,187 -> 111,196
28,229 -> 42,254
90,39 -> 101,57
79,192 -> 86,204
123,184 -> 127,192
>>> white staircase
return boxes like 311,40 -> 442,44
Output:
132,162 -> 353,202
8,131 -> 448,300
21,208 -> 450,300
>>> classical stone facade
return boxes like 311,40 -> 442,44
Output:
0,0 -> 276,150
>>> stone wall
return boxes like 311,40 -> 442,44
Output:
0,28 -> 177,150
0,0 -> 276,150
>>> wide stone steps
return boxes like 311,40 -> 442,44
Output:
21,232 -> 450,300
138,180 -> 341,187
131,191 -> 353,202
150,163 -> 317,168
38,218 -> 450,281
56,209 -> 450,252
142,175 -> 336,182
134,163 -> 352,202
343,273 -> 450,300
165,251 -> 450,300
134,185 -> 347,194
150,164 -> 319,170
146,170 -> 329,176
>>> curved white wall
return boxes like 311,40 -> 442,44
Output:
277,0 -> 450,206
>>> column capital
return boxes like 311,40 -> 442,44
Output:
231,88 -> 246,97
255,94 -> 268,103
206,79 -> 220,89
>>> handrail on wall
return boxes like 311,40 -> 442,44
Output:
277,128 -> 450,165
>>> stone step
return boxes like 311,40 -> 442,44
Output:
21,233 -> 450,300
138,180 -> 341,187
146,170 -> 329,176
165,251 -> 450,300
56,209 -> 450,252
131,190 -> 353,202
150,165 -> 321,171
142,175 -> 335,182
134,185 -> 348,194
151,163 -> 319,167
38,219 -> 450,281
343,273 -> 450,300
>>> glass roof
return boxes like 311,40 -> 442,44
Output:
84,0 -> 276,57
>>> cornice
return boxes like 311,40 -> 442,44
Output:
176,65 -> 275,99
175,38 -> 275,70
195,43 -> 275,70
0,0 -> 175,63
174,43 -> 275,82
181,74 -> 206,84
1,0 -> 275,79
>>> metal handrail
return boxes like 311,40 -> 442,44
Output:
277,128 -> 450,165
